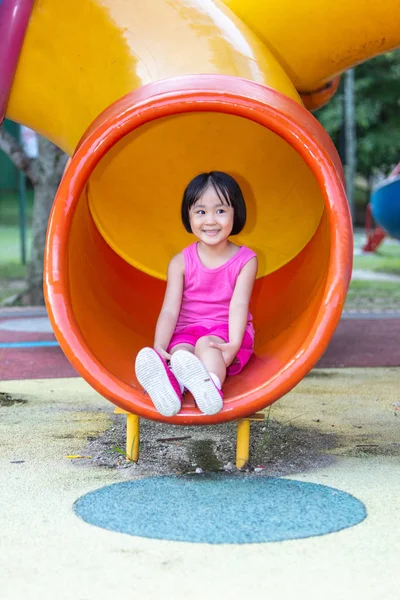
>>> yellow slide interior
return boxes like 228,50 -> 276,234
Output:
89,112 -> 324,280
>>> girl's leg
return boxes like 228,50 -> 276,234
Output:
194,335 -> 227,385
169,344 -> 195,395
170,342 -> 225,415
135,348 -> 182,417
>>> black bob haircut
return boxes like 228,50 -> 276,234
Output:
181,171 -> 247,236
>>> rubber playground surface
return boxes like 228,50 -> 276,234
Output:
1,307 -> 400,599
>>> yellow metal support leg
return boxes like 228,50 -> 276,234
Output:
236,419 -> 251,469
236,413 -> 265,469
114,408 -> 140,462
126,413 -> 140,462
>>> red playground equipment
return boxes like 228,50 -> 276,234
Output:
362,204 -> 386,253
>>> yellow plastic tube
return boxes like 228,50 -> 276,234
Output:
7,0 -> 300,154
222,0 -> 400,92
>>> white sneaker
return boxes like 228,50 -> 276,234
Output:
170,351 -> 223,415
135,348 -> 182,417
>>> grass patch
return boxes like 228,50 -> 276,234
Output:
345,279 -> 400,311
0,284 -> 26,305
348,280 -> 400,297
353,238 -> 400,275
0,226 -> 31,266
0,262 -> 27,279
0,224 -> 29,304
0,190 -> 33,226
0,193 -> 32,286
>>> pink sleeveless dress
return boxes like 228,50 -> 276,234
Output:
167,242 -> 257,376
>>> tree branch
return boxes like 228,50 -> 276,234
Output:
0,127 -> 38,184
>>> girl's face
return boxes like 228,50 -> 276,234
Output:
189,185 -> 234,246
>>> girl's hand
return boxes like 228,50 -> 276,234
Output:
209,341 -> 239,367
154,347 -> 172,361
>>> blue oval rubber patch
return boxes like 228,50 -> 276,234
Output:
74,474 -> 366,544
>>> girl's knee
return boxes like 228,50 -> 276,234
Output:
195,336 -> 225,357
194,335 -> 214,352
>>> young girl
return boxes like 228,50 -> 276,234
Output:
135,171 -> 257,417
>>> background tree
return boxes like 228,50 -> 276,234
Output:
316,49 -> 400,180
0,127 -> 67,305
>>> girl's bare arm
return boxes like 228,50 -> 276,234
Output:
153,253 -> 184,357
229,256 -> 258,347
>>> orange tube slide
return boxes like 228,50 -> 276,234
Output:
45,75 -> 351,425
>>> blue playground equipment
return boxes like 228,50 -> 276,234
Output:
371,175 -> 400,240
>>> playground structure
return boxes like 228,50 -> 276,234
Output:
371,175 -> 400,240
2,1 -> 400,444
363,169 -> 400,252
363,163 -> 400,253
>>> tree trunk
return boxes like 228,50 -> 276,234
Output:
0,126 -> 36,181
26,137 -> 67,305
344,69 -> 356,223
27,182 -> 56,305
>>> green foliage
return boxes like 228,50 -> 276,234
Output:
316,50 -> 400,177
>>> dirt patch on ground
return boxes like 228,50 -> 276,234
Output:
75,412 -> 400,478
73,367 -> 400,477
76,414 -> 337,478
0,392 -> 27,407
